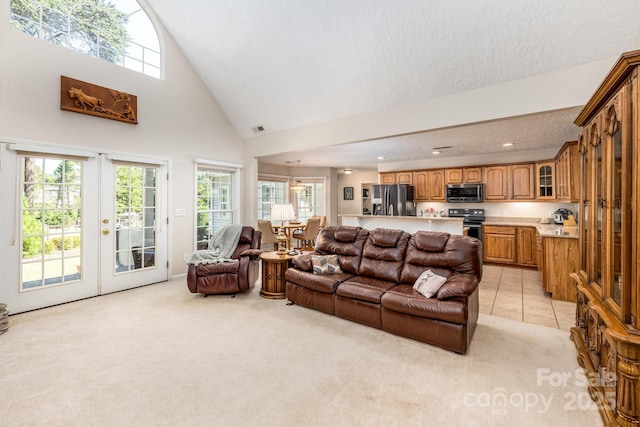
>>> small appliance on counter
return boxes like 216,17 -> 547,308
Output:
553,208 -> 574,224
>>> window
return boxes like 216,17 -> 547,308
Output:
294,180 -> 325,223
257,177 -> 288,220
196,166 -> 234,250
10,0 -> 161,78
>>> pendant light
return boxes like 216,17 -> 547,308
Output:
291,160 -> 306,193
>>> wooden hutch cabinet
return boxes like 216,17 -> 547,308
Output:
571,50 -> 640,426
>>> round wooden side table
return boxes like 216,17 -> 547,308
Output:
259,251 -> 295,299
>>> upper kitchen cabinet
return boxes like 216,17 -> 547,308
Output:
484,163 -> 535,201
483,165 -> 509,200
413,170 -> 445,201
555,141 -> 579,202
445,167 -> 482,184
510,163 -> 536,200
380,171 -> 413,185
536,161 -> 556,200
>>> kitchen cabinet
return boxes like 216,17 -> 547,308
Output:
482,225 -> 516,263
510,164 -> 536,200
413,171 -> 429,201
413,170 -> 444,201
554,141 -> 578,202
379,172 -> 395,184
445,167 -> 482,184
484,164 -> 535,201
535,161 -> 555,200
379,171 -> 413,185
428,170 -> 445,201
516,226 -> 537,266
571,50 -> 640,425
483,225 -> 536,267
541,236 -> 578,301
536,230 -> 544,282
483,166 -> 509,200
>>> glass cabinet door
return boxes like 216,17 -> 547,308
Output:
579,133 -> 589,280
594,123 -> 604,291
610,112 -> 623,306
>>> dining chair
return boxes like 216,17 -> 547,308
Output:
292,217 -> 322,251
258,220 -> 279,251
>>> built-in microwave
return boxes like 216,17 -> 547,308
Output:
446,183 -> 484,203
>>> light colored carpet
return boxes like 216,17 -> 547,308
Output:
1,279 -> 604,427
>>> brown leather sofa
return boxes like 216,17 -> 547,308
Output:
187,226 -> 262,295
285,226 -> 482,354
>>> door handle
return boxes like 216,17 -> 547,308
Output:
102,229 -> 110,235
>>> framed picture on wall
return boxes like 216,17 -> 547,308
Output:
343,187 -> 354,200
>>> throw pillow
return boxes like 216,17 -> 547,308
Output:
312,254 -> 343,275
413,269 -> 447,298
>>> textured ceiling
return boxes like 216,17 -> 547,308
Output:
143,0 -> 640,168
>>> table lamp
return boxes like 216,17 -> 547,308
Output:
270,203 -> 296,254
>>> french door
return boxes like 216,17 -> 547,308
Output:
0,143 -> 168,313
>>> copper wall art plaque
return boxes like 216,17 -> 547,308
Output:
60,76 -> 138,124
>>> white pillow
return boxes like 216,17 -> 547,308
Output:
413,270 -> 447,298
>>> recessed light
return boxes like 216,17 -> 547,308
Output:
344,169 -> 353,174
432,150 -> 441,155
377,156 -> 385,160
503,143 -> 513,147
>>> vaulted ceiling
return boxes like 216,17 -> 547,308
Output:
144,0 -> 640,169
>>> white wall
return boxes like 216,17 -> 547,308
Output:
0,4 -> 243,277
336,171 -> 379,215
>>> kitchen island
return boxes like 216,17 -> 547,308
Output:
339,214 -> 464,235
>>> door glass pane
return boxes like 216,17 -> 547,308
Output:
115,165 -> 157,273
21,157 -> 83,290
612,119 -> 622,305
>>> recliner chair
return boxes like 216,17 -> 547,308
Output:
187,226 -> 262,296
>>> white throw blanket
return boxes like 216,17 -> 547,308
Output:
188,224 -> 244,266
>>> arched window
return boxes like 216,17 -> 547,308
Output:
9,0 -> 161,78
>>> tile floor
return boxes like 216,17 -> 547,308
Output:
479,264 -> 576,331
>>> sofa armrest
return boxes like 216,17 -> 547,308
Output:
436,273 -> 478,300
291,252 -> 317,272
240,249 -> 262,259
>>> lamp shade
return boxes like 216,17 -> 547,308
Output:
271,203 -> 296,222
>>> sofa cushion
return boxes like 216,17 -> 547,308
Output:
359,229 -> 410,282
369,228 -> 403,248
291,253 -> 314,271
400,233 -> 482,285
334,226 -> 361,243
381,285 -> 468,324
413,270 -> 447,298
336,276 -> 398,304
315,226 -> 369,274
285,268 -> 354,294
312,255 -> 343,274
414,231 -> 449,252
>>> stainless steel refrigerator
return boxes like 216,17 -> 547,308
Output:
371,184 -> 416,216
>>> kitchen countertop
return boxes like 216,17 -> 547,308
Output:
483,217 -> 578,239
340,214 -> 463,222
